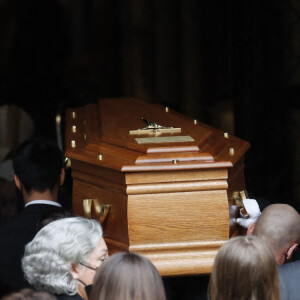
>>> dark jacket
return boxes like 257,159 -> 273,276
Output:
0,204 -> 62,296
56,293 -> 84,300
279,260 -> 300,300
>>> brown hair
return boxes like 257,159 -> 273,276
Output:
2,288 -> 56,300
90,252 -> 166,300
208,235 -> 280,300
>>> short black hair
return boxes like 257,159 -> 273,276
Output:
12,138 -> 63,193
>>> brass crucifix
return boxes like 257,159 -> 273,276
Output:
129,118 -> 181,135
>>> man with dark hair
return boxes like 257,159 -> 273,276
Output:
0,138 -> 67,296
12,138 -> 64,196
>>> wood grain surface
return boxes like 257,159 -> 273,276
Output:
65,97 -> 250,275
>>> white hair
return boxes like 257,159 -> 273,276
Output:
22,217 -> 103,295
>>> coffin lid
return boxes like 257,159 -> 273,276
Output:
65,97 -> 250,172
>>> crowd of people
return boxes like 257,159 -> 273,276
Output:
0,138 -> 300,300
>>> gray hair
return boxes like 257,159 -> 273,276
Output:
22,217 -> 103,295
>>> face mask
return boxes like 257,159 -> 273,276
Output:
85,284 -> 93,297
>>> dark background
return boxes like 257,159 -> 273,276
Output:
1,0 -> 300,212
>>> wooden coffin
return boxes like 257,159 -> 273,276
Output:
65,97 -> 250,276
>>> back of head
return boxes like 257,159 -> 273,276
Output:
22,217 -> 103,295
12,138 -> 63,193
90,252 -> 166,300
253,204 -> 300,259
2,288 -> 56,300
209,235 -> 280,300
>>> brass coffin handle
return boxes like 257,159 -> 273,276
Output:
83,199 -> 92,219
233,190 -> 249,219
83,199 -> 110,224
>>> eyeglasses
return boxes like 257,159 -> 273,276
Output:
79,262 -> 97,271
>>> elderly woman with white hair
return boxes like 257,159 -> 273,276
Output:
22,217 -> 108,300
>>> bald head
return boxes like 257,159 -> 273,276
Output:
253,204 -> 300,265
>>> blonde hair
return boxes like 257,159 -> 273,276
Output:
208,235 -> 280,300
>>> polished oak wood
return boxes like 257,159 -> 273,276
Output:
65,97 -> 250,276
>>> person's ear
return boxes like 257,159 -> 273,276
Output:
247,222 -> 256,235
286,243 -> 298,260
70,263 -> 80,279
14,174 -> 22,191
60,168 -> 65,186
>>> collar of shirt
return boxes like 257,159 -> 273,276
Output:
25,200 -> 62,208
